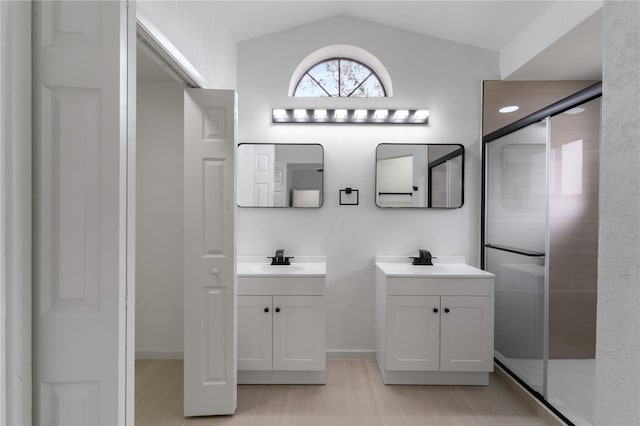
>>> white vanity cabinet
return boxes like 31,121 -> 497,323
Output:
237,257 -> 326,384
386,295 -> 493,373
376,256 -> 495,385
385,295 -> 440,371
439,295 -> 494,372
237,295 -> 272,371
238,294 -> 325,372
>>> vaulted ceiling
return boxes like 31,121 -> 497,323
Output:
204,1 -> 554,51
138,1 -> 603,82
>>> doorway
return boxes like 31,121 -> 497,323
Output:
134,22 -> 238,419
135,38 -> 187,424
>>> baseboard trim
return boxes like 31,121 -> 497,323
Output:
382,370 -> 489,386
238,370 -> 325,384
136,350 -> 375,360
326,350 -> 376,360
493,362 -> 568,426
136,351 -> 183,359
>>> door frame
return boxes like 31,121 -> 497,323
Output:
129,7 -> 208,420
0,2 -> 31,425
135,12 -> 208,89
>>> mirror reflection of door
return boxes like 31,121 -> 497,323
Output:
427,145 -> 464,208
429,155 -> 463,207
288,164 -> 323,207
253,145 -> 275,207
274,161 -> 287,207
376,144 -> 464,208
447,156 -> 463,207
237,144 -> 324,207
376,155 -> 414,206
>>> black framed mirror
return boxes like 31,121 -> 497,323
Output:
237,143 -> 324,208
376,143 -> 464,208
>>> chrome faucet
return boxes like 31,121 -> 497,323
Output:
268,249 -> 294,265
410,249 -> 435,265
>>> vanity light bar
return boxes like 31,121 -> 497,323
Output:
272,109 -> 429,124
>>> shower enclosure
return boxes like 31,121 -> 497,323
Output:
482,82 -> 601,425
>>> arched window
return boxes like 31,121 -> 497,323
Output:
293,58 -> 386,97
289,45 -> 392,97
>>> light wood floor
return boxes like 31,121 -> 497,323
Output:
136,359 -> 550,426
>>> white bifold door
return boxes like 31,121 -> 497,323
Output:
183,89 -> 237,416
32,1 -> 134,424
32,0 -> 237,421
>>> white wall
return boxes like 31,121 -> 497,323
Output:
136,80 -> 184,357
237,16 -> 499,353
136,1 -> 237,89
596,1 -> 640,424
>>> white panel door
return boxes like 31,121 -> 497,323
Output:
238,296 -> 273,371
184,89 -> 236,416
440,296 -> 494,372
252,144 -> 274,206
386,296 -> 440,371
273,161 -> 287,207
273,296 -> 325,371
32,1 -> 132,424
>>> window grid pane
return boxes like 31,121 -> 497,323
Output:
294,74 -> 331,97
307,60 -> 339,97
340,60 -> 372,97
349,74 -> 385,97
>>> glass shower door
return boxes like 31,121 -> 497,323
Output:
484,119 -> 548,396
545,97 -> 601,425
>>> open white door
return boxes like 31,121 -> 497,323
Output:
183,89 -> 236,416
32,1 -> 134,424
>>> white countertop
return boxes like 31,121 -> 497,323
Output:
375,255 -> 493,278
237,255 -> 326,277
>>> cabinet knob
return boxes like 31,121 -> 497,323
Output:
264,307 -> 269,313
433,308 -> 439,313
210,268 -> 219,276
444,308 -> 450,313
275,307 -> 280,313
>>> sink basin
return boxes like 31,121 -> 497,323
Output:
260,264 -> 305,273
376,262 -> 493,278
237,261 -> 326,277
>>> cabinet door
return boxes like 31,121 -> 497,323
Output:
440,296 -> 494,372
238,296 -> 272,370
272,296 -> 326,371
386,296 -> 441,371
